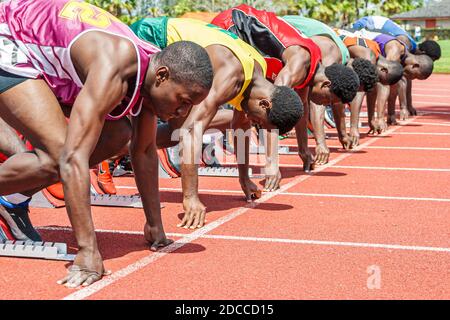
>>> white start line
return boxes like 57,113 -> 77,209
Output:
38,226 -> 450,254
116,186 -> 450,201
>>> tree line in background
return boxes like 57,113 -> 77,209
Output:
88,0 -> 424,26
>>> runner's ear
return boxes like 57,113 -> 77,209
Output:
155,66 -> 170,84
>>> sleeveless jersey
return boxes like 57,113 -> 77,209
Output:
211,4 -> 321,89
335,29 -> 381,60
282,16 -> 350,65
348,29 -> 408,63
0,0 -> 160,120
353,16 -> 417,53
131,17 -> 267,111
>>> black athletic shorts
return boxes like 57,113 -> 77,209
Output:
0,68 -> 30,94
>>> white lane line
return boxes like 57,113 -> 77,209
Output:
333,165 -> 450,172
38,227 -> 450,254
118,184 -> 450,201
279,192 -> 450,202
413,93 -> 450,98
413,101 -> 450,106
361,146 -> 450,150
280,144 -> 450,150
118,187 -> 450,202
418,111 -> 450,115
62,117 -> 416,300
412,122 -> 450,127
413,87 -> 450,91
378,132 -> 450,136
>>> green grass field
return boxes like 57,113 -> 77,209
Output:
434,40 -> 450,73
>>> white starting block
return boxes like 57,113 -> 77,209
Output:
198,166 -> 253,177
30,190 -> 146,209
90,194 -> 144,208
0,240 -> 75,261
250,145 -> 297,155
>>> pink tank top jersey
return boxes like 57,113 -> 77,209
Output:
0,0 -> 160,119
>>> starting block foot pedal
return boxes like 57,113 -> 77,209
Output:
0,240 -> 75,261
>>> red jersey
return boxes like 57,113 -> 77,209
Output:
212,4 -> 321,89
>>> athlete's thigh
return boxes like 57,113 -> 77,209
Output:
0,79 -> 67,159
89,117 -> 132,166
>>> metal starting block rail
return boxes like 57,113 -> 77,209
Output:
198,167 -> 252,177
90,194 -> 144,208
249,145 -> 297,155
0,240 -> 75,261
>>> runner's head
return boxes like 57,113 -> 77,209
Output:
242,84 -> 303,135
348,57 -> 379,92
404,54 -> 434,80
146,41 -> 213,121
311,63 -> 359,105
376,56 -> 404,85
418,40 -> 441,61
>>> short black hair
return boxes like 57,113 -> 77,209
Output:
268,86 -> 303,135
417,54 -> 434,79
324,64 -> 359,103
385,60 -> 404,85
419,40 -> 441,61
154,41 -> 213,90
351,58 -> 379,92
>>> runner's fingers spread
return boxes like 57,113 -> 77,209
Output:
269,177 -> 279,191
82,273 -> 102,287
57,273 -> 72,285
198,211 -> 206,228
267,179 -> 275,191
150,238 -> 174,252
65,272 -> 86,288
177,215 -> 188,228
191,213 -> 201,229
183,213 -> 195,229
264,178 -> 270,191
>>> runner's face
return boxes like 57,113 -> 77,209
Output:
377,68 -> 390,85
310,85 -> 340,105
152,81 -> 208,121
243,99 -> 276,130
403,64 -> 421,80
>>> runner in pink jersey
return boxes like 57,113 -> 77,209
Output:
0,0 -> 213,288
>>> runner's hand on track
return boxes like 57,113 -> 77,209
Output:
387,114 -> 398,125
299,151 -> 315,173
179,197 -> 207,229
339,134 -> 352,150
408,105 -> 417,116
264,169 -> 282,192
314,143 -> 330,165
369,118 -> 387,135
144,223 -> 174,251
240,178 -> 262,202
400,109 -> 409,121
57,248 -> 110,288
349,127 -> 360,148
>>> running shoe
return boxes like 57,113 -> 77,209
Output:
46,182 -> 65,200
97,161 -> 117,195
0,197 -> 41,241
112,157 -> 133,177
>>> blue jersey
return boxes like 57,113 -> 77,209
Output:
353,16 -> 417,53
